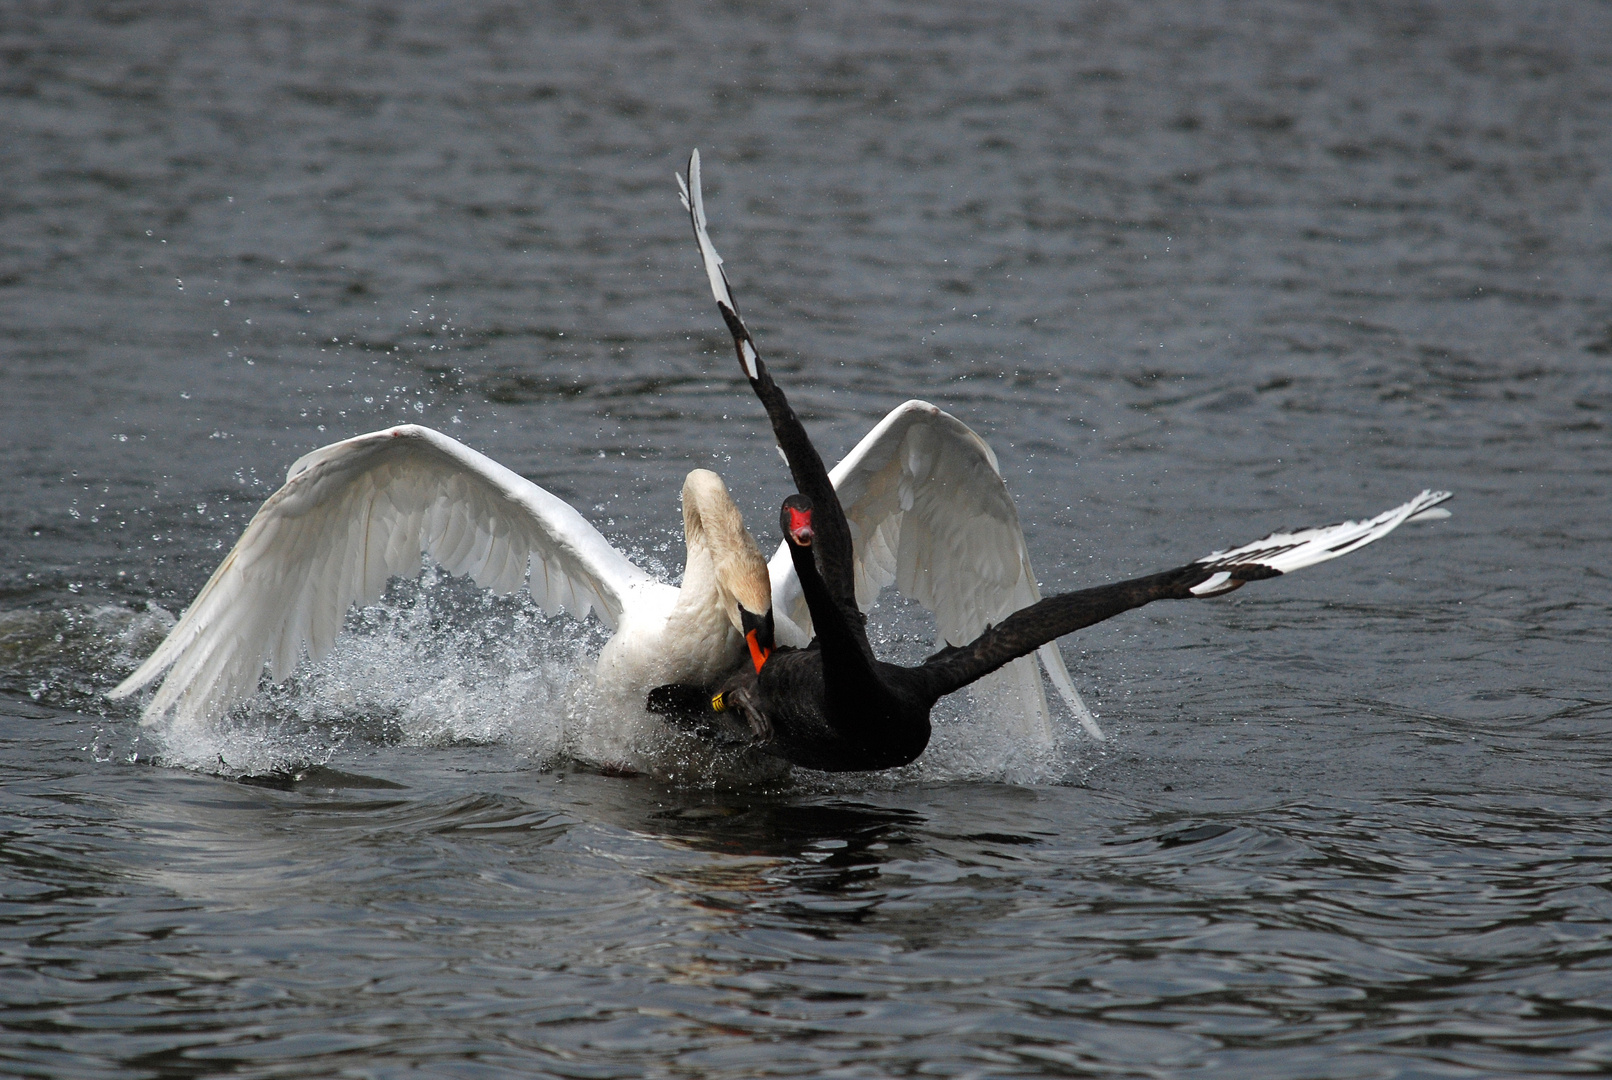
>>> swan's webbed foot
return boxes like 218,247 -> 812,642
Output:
715,683 -> 774,745
646,682 -> 771,749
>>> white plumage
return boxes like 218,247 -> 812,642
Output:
108,426 -> 767,736
1188,489 -> 1454,596
111,412 -> 1099,751
764,399 -> 1104,744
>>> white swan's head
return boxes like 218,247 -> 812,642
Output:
681,469 -> 773,670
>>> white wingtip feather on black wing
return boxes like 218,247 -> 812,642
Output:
678,149 -> 761,380
1188,489 -> 1453,597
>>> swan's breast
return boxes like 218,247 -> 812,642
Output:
594,581 -> 685,690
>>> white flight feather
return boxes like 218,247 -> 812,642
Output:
678,150 -> 758,378
766,400 -> 1104,743
1188,489 -> 1454,596
109,425 -> 662,733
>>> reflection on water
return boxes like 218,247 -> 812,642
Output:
3,0 -> 1611,1076
7,699 -> 1612,1076
646,798 -> 924,862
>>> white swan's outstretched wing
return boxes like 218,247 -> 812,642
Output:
110,425 -> 659,732
767,401 -> 1103,743
1187,489 -> 1454,597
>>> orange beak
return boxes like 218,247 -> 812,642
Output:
746,628 -> 772,673
740,607 -> 774,673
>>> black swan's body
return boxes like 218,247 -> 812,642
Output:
653,151 -> 1451,773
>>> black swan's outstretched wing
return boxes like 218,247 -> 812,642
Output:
678,151 -> 855,613
916,489 -> 1454,700
678,151 -> 1099,744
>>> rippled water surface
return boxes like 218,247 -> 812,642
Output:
3,2 -> 1611,1076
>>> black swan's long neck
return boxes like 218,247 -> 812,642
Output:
913,563 -> 1223,703
786,535 -> 879,681
782,525 -> 925,768
741,355 -> 860,617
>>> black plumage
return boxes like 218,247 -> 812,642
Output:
652,150 -> 1450,773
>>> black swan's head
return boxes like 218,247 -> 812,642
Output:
780,494 -> 814,548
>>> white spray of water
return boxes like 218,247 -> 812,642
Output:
70,568 -> 1099,785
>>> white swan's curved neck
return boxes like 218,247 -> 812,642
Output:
598,469 -> 769,692
678,468 -> 770,626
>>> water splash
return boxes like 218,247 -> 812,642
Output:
0,600 -> 174,716
142,567 -> 606,774
15,567 -> 1099,785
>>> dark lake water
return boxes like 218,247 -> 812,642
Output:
4,2 -> 1611,1076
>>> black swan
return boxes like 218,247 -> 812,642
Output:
652,150 -> 1451,772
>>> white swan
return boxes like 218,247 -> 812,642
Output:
109,425 -> 774,735
110,412 -> 1099,748
110,149 -> 1107,751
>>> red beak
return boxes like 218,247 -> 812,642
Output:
786,505 -> 814,546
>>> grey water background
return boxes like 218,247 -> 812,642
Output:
2,1 -> 1611,1076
